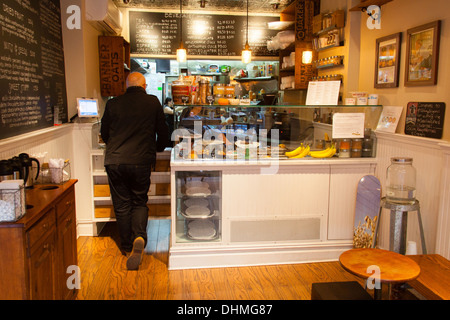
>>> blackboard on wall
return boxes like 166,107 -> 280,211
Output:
129,11 -> 279,57
0,0 -> 68,140
405,102 -> 445,139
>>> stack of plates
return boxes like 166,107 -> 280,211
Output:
185,180 -> 211,196
187,219 -> 217,240
183,192 -> 211,218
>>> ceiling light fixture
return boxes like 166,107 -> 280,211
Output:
199,0 -> 207,8
241,0 -> 252,64
302,51 -> 313,64
177,0 -> 187,62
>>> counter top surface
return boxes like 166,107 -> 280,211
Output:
0,179 -> 78,230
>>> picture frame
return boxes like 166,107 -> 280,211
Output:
374,32 -> 401,88
405,20 -> 441,86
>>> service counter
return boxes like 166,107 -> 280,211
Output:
169,155 -> 376,269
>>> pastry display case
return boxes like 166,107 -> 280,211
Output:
172,104 -> 382,160
174,170 -> 221,243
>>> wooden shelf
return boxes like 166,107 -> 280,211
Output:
234,76 -> 277,82
316,43 -> 344,52
349,0 -> 394,11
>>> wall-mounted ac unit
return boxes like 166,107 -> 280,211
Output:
85,0 -> 123,35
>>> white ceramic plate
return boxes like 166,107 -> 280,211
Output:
185,205 -> 211,217
184,198 -> 209,208
186,186 -> 211,196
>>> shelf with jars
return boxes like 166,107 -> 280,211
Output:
313,55 -> 344,70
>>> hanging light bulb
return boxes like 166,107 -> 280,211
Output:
177,42 -> 187,63
302,50 -> 313,64
242,0 -> 252,63
177,0 -> 187,62
242,43 -> 252,64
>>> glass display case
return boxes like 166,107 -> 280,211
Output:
175,170 -> 222,243
171,104 -> 382,160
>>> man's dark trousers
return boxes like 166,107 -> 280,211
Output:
105,164 -> 152,252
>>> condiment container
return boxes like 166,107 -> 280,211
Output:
351,149 -> 361,158
199,80 -> 210,104
213,83 -> 225,96
386,157 -> 416,204
339,149 -> 350,158
362,138 -> 373,157
339,138 -> 351,150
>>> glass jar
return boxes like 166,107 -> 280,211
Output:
386,157 -> 416,204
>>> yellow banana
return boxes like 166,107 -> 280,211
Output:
309,147 -> 332,157
285,143 -> 304,157
309,145 -> 336,158
289,145 -> 310,158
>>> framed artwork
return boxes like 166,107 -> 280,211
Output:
374,32 -> 401,88
405,20 -> 441,86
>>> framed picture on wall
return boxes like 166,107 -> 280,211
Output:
374,32 -> 401,88
405,20 -> 441,86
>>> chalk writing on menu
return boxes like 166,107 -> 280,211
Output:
129,11 -> 278,57
0,0 -> 68,140
405,102 -> 445,139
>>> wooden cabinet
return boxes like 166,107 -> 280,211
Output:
98,36 -> 131,97
0,180 -> 78,300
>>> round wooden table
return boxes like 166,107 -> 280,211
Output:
339,248 -> 421,299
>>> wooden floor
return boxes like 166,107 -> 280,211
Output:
75,219 -> 367,300
76,219 -> 397,300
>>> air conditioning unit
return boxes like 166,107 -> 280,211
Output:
85,0 -> 123,35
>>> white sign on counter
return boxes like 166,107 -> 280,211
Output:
332,113 -> 365,138
305,81 -> 341,105
376,106 -> 403,133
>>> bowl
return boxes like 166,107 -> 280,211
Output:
228,99 -> 240,105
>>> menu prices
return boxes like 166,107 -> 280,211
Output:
405,102 -> 445,139
0,0 -> 67,139
129,11 -> 278,57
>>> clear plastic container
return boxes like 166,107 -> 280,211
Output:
386,157 -> 416,204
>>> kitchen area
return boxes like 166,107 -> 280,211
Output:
0,0 -> 449,301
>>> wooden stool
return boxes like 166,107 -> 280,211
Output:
311,281 -> 373,300
372,197 -> 427,254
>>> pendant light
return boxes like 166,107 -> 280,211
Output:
241,0 -> 252,64
302,51 -> 313,64
177,0 -> 187,62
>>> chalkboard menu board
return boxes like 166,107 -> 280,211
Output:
129,11 -> 279,57
0,0 -> 68,140
405,102 -> 446,139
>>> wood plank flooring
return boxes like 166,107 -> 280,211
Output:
76,219 -> 380,300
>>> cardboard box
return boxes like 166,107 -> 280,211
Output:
313,14 -> 323,34
94,184 -> 110,197
331,10 -> 345,28
95,205 -> 115,218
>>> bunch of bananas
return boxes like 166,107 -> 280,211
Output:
308,144 -> 336,158
285,143 -> 310,158
285,142 -> 337,159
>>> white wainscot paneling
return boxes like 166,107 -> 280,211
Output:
375,131 -> 450,257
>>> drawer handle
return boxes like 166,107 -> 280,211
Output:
42,223 -> 48,229
65,200 -> 73,207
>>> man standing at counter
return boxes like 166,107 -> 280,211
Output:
101,72 -> 169,270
